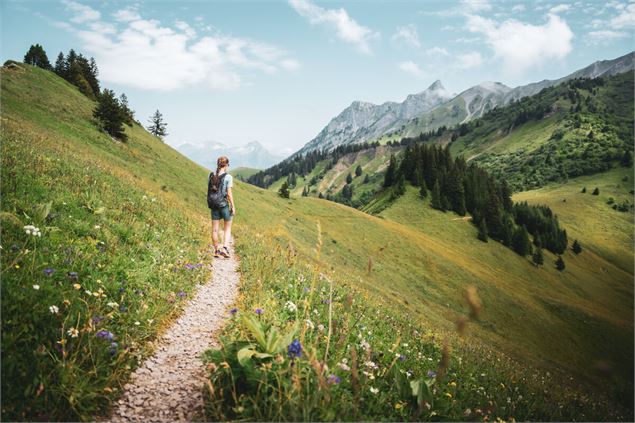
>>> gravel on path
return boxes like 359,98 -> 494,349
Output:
108,252 -> 240,422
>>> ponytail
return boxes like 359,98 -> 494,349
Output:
211,156 -> 229,192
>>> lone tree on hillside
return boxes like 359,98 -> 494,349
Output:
302,186 -> 309,197
532,247 -> 544,266
571,240 -> 582,254
346,173 -> 353,184
384,154 -> 397,187
278,182 -> 290,199
555,256 -> 565,271
119,93 -> 135,126
581,187 -> 586,193
93,89 -> 127,141
355,165 -> 362,177
24,44 -> 51,70
363,174 -> 370,184
147,110 -> 168,140
592,187 -> 600,195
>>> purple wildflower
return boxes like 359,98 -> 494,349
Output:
43,267 -> 55,276
255,308 -> 264,315
303,287 -> 310,293
321,299 -> 331,305
119,305 -> 128,312
109,342 -> 118,356
92,316 -> 104,324
287,339 -> 302,360
427,370 -> 437,378
398,354 -> 406,361
229,307 -> 238,315
96,330 -> 114,341
118,287 -> 126,293
327,374 -> 341,384
177,291 -> 187,298
67,271 -> 78,281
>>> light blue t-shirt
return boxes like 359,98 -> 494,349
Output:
220,172 -> 233,195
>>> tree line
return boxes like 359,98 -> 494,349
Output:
22,44 -> 167,142
383,142 -> 569,259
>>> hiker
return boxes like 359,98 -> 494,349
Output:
207,156 -> 235,258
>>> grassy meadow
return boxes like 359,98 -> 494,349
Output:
1,63 -> 633,421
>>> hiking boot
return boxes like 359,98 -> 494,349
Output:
220,246 -> 230,258
213,249 -> 221,258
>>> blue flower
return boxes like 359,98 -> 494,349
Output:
398,354 -> 406,361
118,287 -> 126,293
96,330 -> 114,341
287,339 -> 302,360
92,316 -> 104,324
427,370 -> 437,378
327,374 -> 341,384
67,271 -> 78,281
255,308 -> 263,315
177,291 -> 187,298
43,267 -> 55,276
229,307 -> 238,315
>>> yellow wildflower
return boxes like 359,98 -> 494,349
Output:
73,283 -> 81,290
445,392 -> 453,398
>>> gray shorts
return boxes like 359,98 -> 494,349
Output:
211,205 -> 232,221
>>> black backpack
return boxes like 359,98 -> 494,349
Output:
207,173 -> 228,209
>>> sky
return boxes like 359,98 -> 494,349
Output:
1,0 -> 634,156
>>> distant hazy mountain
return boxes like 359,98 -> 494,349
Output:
296,51 -> 634,155
295,80 -> 452,156
176,140 -> 283,170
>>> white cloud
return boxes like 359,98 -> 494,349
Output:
62,0 -> 100,23
511,4 -> 526,13
460,0 -> 492,13
588,29 -> 629,43
288,0 -> 379,54
549,4 -> 571,14
457,51 -> 484,68
59,4 -> 300,91
467,13 -> 573,74
392,24 -> 420,48
398,61 -> 424,77
427,46 -> 450,56
610,2 -> 635,28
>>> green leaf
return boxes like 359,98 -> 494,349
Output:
93,206 -> 106,215
242,315 -> 267,350
237,345 -> 257,366
35,201 -> 52,223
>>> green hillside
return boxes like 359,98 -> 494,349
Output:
233,166 -> 260,180
2,63 -> 633,421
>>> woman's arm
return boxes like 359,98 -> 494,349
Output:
227,187 -> 236,215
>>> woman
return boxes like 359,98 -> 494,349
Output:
208,156 -> 235,258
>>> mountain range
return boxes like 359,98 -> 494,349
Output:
296,51 -> 634,156
175,140 -> 283,170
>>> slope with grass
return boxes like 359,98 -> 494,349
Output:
232,166 -> 260,180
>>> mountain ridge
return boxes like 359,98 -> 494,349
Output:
176,140 -> 282,170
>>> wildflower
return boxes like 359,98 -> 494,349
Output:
119,305 -> 127,312
134,321 -> 140,326
364,361 -> 378,370
67,271 -> 79,281
254,308 -> 264,315
427,370 -> 437,378
337,361 -> 351,371
43,268 -> 55,276
107,302 -> 119,308
445,392 -> 453,398
303,287 -> 310,293
85,290 -> 93,296
398,354 -> 406,361
24,225 -> 41,236
287,339 -> 302,360
67,328 -> 79,338
229,307 -> 238,315
395,402 -> 405,410
33,285 -> 40,290
464,409 -> 472,416
49,305 -> 59,314
369,387 -> 379,394
177,291 -> 187,298
305,319 -> 315,330
109,342 -> 118,356
96,330 -> 114,341
63,299 -> 70,306
73,283 -> 81,290
317,324 -> 325,331
360,340 -> 370,351
118,287 -> 126,293
285,301 -> 297,312
449,381 -> 457,387
327,374 -> 341,384
92,316 -> 104,324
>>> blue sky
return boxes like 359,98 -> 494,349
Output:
2,0 -> 634,155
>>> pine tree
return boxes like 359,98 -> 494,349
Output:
384,154 -> 397,187
93,89 -> 127,141
419,180 -> 428,198
477,219 -> 488,242
581,187 -> 586,193
555,256 -> 565,271
447,167 -> 466,215
430,180 -> 443,210
355,165 -> 362,177
318,192 -> 324,199
532,247 -> 544,266
147,110 -> 168,140
278,182 -> 290,198
572,239 -> 582,254
621,150 -> 633,167
302,186 -> 309,197
24,44 -> 51,69
363,174 -> 370,184
592,187 -> 599,195
119,93 -> 135,126
511,225 -> 531,256
395,174 -> 406,197
346,173 -> 353,184
54,52 -> 65,76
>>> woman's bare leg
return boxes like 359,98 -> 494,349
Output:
212,220 -> 220,250
223,219 -> 233,249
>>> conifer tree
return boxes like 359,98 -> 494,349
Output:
532,247 -> 544,266
318,192 -> 324,199
346,173 -> 353,184
430,180 -> 443,210
555,256 -> 565,271
581,187 -> 586,193
477,219 -> 488,242
147,109 -> 168,140
592,187 -> 599,195
24,44 -> 51,69
54,52 -> 65,76
512,225 -> 531,256
572,239 -> 582,254
278,182 -> 290,198
119,93 -> 135,126
395,174 -> 406,197
93,89 -> 127,141
355,165 -> 362,177
419,180 -> 428,198
384,154 -> 397,187
363,174 -> 370,184
302,186 -> 309,197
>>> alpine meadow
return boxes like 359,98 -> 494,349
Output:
1,1 -> 634,422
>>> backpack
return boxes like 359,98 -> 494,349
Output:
207,172 -> 228,209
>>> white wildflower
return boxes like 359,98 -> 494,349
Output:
305,319 -> 315,330
285,301 -> 297,312
338,362 -> 350,371
23,225 -> 41,237
67,327 -> 79,338
134,321 -> 140,326
364,361 -> 378,370
32,284 -> 40,290
107,302 -> 119,308
369,387 -> 379,394
49,305 -> 59,314
317,324 -> 325,331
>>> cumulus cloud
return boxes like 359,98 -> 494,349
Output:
59,2 -> 299,91
549,4 -> 571,14
460,0 -> 492,13
398,61 -> 424,77
466,13 -> 573,74
610,2 -> 635,28
288,0 -> 379,54
427,46 -> 450,56
457,51 -> 484,68
392,24 -> 421,48
587,29 -> 629,44
511,4 -> 526,13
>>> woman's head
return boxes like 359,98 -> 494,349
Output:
217,156 -> 229,171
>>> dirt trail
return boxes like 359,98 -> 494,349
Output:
108,250 -> 240,422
